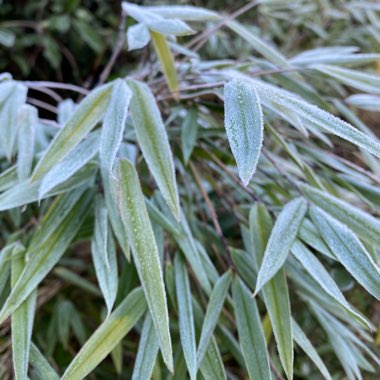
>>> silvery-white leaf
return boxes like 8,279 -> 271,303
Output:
17,104 -> 38,181
224,79 -> 264,186
127,23 -> 151,51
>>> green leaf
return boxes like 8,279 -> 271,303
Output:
127,79 -> 180,219
255,197 -> 307,294
310,205 -> 380,300
250,204 -> 293,380
17,104 -> 37,181
227,20 -> 288,66
61,287 -> 146,380
151,31 -> 179,93
123,3 -> 194,36
291,240 -> 369,327
251,78 -> 380,158
146,5 -> 219,21
100,79 -> 132,174
174,254 -> 197,380
132,313 -> 159,380
224,79 -> 264,186
196,270 -> 232,367
199,336 -> 226,380
32,83 -> 112,181
29,343 -> 60,380
39,132 -> 99,198
127,23 -> 151,51
11,244 -> 37,380
0,189 -> 93,324
181,108 -> 198,164
313,64 -> 380,94
91,196 -> 118,314
300,183 -> 380,246
0,81 -> 27,160
114,159 -> 173,371
292,319 -> 332,380
232,277 -> 271,380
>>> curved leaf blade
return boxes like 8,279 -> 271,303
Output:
255,197 -> 307,294
114,159 -> 173,371
61,287 -> 146,380
127,79 -> 180,220
224,79 -> 264,186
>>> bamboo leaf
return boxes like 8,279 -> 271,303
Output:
199,337 -> 226,380
313,64 -> 380,94
127,23 -> 151,51
151,31 -> 179,93
11,244 -> 37,380
300,183 -> 380,246
181,108 -> 198,164
127,79 -> 180,219
39,132 -> 99,198
250,204 -> 294,380
0,81 -> 27,160
61,287 -> 146,380
224,79 -> 264,186
114,159 -> 173,371
100,79 -> 132,174
174,254 -> 197,380
29,343 -> 60,380
196,270 -> 232,367
232,277 -> 271,380
255,197 -> 307,294
132,313 -> 159,380
91,196 -> 118,314
17,104 -> 37,181
291,240 -> 369,327
0,189 -> 93,324
32,83 -> 112,180
310,205 -> 380,300
292,319 -> 332,380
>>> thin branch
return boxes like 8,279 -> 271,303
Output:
27,98 -> 58,114
97,7 -> 127,86
186,0 -> 260,52
189,161 -> 234,270
24,81 -> 89,95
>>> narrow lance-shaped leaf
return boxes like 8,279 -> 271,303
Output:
11,243 -> 37,380
224,79 -> 264,186
250,78 -> 380,158
174,253 -> 197,380
292,319 -> 332,380
91,196 -> 118,315
196,270 -> 232,367
100,78 -> 132,174
114,159 -> 173,371
39,132 -> 100,198
132,313 -> 159,380
17,104 -> 37,181
291,240 -> 369,328
250,204 -> 294,380
300,183 -> 380,246
61,287 -> 146,380
0,81 -> 27,160
255,197 -> 307,294
181,108 -> 198,164
126,79 -> 180,220
0,188 -> 93,324
151,31 -> 179,93
29,343 -> 60,380
312,64 -> 380,94
232,277 -> 271,380
32,83 -> 112,181
310,205 -> 380,300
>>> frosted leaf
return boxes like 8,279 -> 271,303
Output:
224,79 -> 264,186
255,197 -> 307,294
